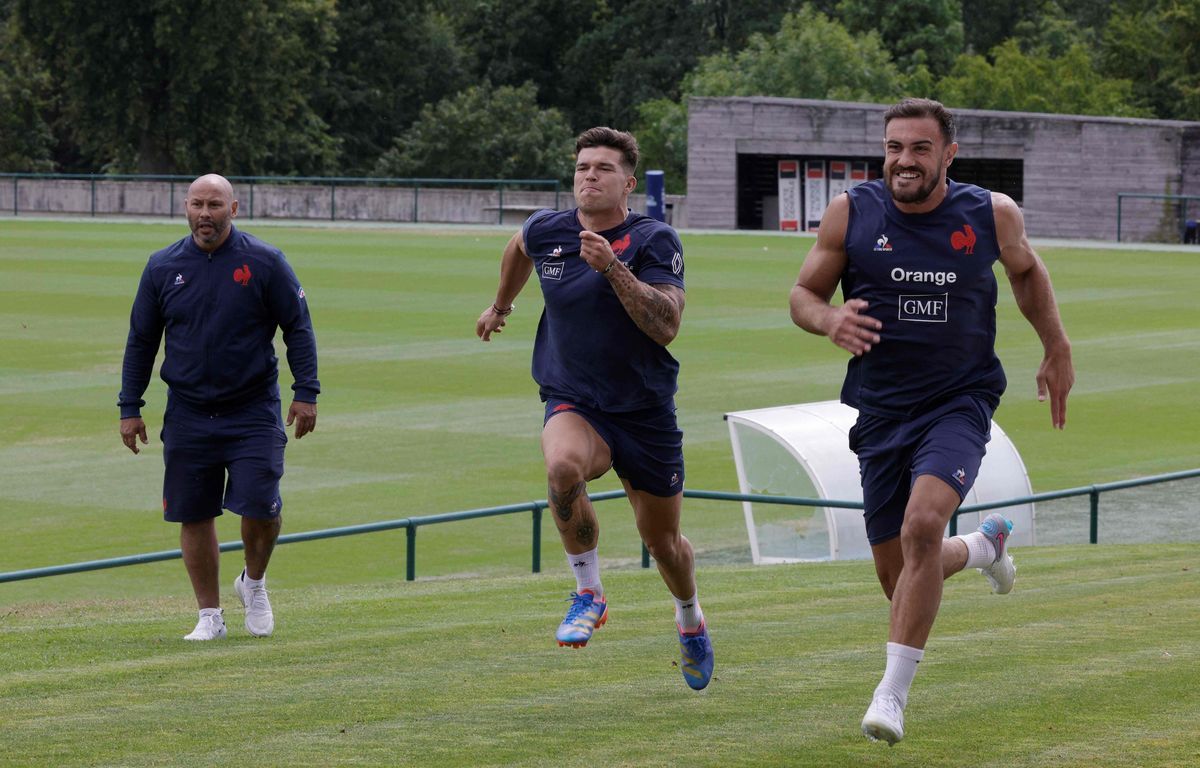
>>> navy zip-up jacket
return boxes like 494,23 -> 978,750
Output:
118,225 -> 320,418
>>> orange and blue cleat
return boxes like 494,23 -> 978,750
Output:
555,590 -> 608,648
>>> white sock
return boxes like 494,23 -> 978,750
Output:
874,642 -> 924,708
242,570 -> 265,588
566,547 -> 602,597
672,592 -> 704,632
954,531 -> 997,569
198,607 -> 223,619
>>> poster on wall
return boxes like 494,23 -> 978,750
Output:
804,160 -> 826,231
777,160 -> 800,232
827,160 -> 852,204
851,161 -> 869,187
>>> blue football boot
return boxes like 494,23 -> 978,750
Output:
678,622 -> 714,690
555,590 -> 608,648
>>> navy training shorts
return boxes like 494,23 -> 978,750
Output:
848,393 -> 994,546
160,397 -> 287,523
543,398 -> 685,498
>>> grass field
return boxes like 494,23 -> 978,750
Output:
3,546 -> 1198,767
1,218 -> 1198,765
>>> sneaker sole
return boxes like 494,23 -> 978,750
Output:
556,609 -> 608,648
861,720 -> 902,746
980,553 -> 1017,595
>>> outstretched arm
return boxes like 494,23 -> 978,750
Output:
578,230 -> 684,346
789,194 -> 881,356
477,230 -> 534,341
994,192 -> 1074,429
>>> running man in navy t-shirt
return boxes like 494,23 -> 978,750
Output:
118,174 -> 320,642
476,127 -> 713,690
790,99 -> 1074,744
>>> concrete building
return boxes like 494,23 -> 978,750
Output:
686,96 -> 1200,241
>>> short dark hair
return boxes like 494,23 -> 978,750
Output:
884,98 -> 957,145
575,127 -> 639,174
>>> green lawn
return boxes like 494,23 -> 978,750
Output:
2,545 -> 1198,767
1,219 -> 1198,764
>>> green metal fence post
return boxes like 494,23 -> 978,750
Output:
498,184 -> 504,224
406,526 -> 417,581
1116,194 -> 1123,242
1089,488 -> 1100,544
642,542 -> 650,569
90,176 -> 96,217
12,176 -> 17,216
169,181 -> 175,217
330,183 -> 336,221
532,503 -> 543,574
412,184 -> 419,223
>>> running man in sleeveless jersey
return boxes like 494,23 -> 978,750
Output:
789,98 -> 1074,744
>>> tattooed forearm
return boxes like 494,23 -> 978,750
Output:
550,480 -> 586,522
604,264 -> 685,346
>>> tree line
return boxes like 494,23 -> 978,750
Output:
2,0 -> 1198,191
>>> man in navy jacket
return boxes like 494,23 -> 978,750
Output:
118,174 -> 320,641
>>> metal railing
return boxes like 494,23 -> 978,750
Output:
0,172 -> 562,224
1116,192 -> 1200,243
1,469 -> 1197,585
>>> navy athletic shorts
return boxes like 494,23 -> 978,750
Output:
160,397 -> 287,523
543,398 -> 685,498
848,393 -> 994,546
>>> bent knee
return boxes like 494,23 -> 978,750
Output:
545,457 -> 587,489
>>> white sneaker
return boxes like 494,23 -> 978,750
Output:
978,513 -> 1017,595
862,694 -> 905,745
184,610 -> 227,641
234,571 -> 275,637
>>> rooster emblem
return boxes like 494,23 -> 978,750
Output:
233,264 -> 252,286
610,233 -> 632,256
950,225 -> 976,255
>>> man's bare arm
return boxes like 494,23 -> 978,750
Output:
476,230 -> 534,341
578,229 -> 684,346
994,192 -> 1074,428
789,194 -> 881,356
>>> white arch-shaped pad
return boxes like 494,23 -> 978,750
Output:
725,400 -> 1034,562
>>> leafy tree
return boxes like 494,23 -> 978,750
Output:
631,98 -> 688,193
15,0 -> 338,174
1100,0 -> 1200,121
637,5 -> 905,194
321,0 -> 472,175
936,39 -> 1149,117
685,5 -> 903,102
446,0 -> 602,123
959,0 -> 1042,55
374,82 -> 574,180
0,11 -> 53,171
836,0 -> 965,77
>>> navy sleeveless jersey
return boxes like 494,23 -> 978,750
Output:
840,179 -> 1007,419
523,208 -> 685,412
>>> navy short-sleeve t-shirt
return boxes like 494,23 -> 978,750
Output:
840,179 -> 1007,419
523,208 -> 685,412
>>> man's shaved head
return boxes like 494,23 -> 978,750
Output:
185,173 -> 238,252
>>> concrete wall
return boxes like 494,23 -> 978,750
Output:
687,96 -> 1200,240
0,179 -> 688,229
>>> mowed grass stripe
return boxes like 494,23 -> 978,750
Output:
1,545 -> 1197,767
